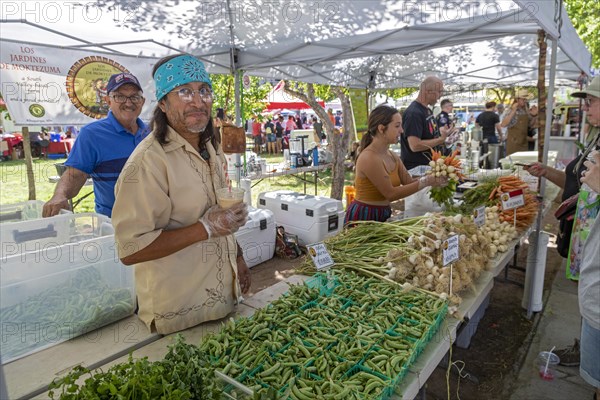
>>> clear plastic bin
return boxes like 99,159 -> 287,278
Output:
0,213 -> 133,364
0,200 -> 66,224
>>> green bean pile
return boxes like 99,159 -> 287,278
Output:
203,271 -> 447,399
0,267 -> 134,362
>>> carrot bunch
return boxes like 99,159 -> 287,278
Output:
498,193 -> 539,228
487,175 -> 539,229
488,175 -> 530,201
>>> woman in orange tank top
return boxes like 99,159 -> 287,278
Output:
345,105 -> 446,224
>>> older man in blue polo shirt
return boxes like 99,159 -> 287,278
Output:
43,72 -> 148,217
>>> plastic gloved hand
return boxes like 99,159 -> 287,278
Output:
199,203 -> 248,239
418,175 -> 449,190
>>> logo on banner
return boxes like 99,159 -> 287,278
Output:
66,56 -> 129,119
28,104 -> 45,118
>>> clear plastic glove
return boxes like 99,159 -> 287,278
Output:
199,203 -> 248,239
418,175 -> 449,189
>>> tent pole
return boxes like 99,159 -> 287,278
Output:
526,36 -> 558,319
234,70 -> 243,185
21,127 -> 36,200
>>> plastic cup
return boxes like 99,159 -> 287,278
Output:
216,187 -> 245,209
537,351 -> 560,381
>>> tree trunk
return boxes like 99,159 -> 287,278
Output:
21,127 -> 36,200
537,29 -> 547,169
281,82 -> 353,200
330,88 -> 354,200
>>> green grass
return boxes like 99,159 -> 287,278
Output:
0,159 -> 96,213
0,156 -> 355,211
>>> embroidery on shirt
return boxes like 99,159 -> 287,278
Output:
154,243 -> 227,320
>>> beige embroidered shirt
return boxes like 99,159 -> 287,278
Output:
113,126 -> 239,334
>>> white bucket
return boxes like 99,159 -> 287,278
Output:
240,178 -> 252,206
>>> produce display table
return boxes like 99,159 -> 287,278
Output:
248,163 -> 331,195
5,236 -> 523,399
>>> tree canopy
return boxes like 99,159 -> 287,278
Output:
564,0 -> 599,68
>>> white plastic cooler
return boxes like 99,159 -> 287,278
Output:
234,207 -> 276,268
257,191 -> 344,245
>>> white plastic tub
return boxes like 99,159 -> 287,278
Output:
0,213 -> 134,364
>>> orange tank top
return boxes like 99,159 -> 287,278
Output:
355,157 -> 401,202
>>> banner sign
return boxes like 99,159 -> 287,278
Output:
0,40 -> 157,125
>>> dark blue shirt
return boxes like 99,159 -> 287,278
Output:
401,101 -> 443,170
65,111 -> 148,217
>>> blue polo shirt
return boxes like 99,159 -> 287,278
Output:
65,111 -> 148,217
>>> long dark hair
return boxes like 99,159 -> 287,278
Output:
150,54 -> 217,153
360,104 -> 399,151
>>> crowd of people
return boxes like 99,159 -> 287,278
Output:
246,109 -> 341,155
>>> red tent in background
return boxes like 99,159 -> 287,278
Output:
263,81 -> 325,111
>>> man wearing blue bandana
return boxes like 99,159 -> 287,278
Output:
43,72 -> 148,217
112,54 -> 251,334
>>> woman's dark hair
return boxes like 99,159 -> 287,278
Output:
150,54 -> 217,154
360,104 -> 399,151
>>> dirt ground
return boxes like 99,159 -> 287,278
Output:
246,203 -> 563,400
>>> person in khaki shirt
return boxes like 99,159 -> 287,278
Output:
112,54 -> 251,335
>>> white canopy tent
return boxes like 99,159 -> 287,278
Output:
1,1 -> 591,88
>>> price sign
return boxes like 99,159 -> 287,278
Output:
473,206 -> 486,227
501,189 -> 525,211
307,243 -> 335,271
442,234 -> 460,266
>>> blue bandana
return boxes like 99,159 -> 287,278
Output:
154,55 -> 212,101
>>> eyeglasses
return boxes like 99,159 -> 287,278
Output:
173,87 -> 213,103
110,94 -> 144,104
583,98 -> 595,108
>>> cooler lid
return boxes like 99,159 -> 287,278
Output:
258,191 -> 343,213
238,207 -> 274,232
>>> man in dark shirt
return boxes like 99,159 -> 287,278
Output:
475,101 -> 502,143
275,115 -> 285,153
401,76 -> 458,170
436,99 -> 453,129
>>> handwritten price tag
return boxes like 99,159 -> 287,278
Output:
307,243 -> 335,271
443,235 -> 460,266
501,189 -> 525,211
473,206 -> 486,227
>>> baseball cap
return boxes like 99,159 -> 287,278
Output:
106,73 -> 143,94
571,76 -> 600,99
